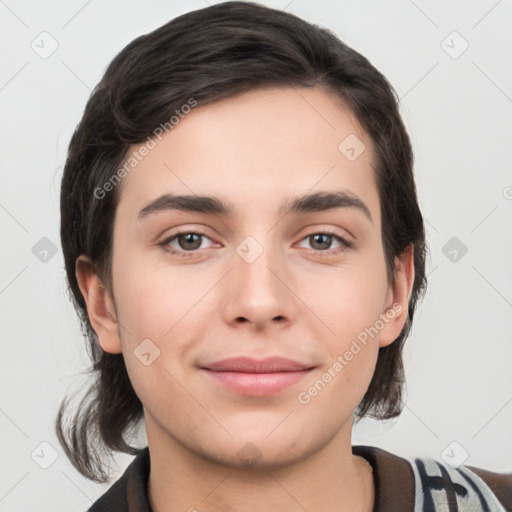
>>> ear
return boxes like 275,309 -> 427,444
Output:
75,255 -> 122,354
378,244 -> 415,348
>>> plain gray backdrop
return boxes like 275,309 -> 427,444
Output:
1,1 -> 511,511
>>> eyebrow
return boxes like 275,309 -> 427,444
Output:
137,189 -> 373,224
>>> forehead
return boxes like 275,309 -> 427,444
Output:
115,86 -> 379,225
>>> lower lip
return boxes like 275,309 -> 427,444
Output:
201,369 -> 313,396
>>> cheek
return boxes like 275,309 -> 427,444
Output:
299,252 -> 388,402
113,251 -> 210,340
112,254 -> 211,403
296,273 -> 384,416
306,258 -> 389,342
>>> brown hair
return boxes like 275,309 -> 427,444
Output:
57,1 -> 428,483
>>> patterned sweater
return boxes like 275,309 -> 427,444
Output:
88,445 -> 512,511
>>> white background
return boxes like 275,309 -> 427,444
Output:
1,1 -> 511,511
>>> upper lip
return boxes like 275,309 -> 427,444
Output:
201,356 -> 313,373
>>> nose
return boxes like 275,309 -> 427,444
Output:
221,236 -> 297,332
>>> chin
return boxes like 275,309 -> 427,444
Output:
189,424 -> 332,472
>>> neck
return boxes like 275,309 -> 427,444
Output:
146,419 -> 374,512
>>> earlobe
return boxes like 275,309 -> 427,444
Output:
75,255 -> 122,354
378,244 -> 415,348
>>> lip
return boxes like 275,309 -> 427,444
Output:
200,357 -> 314,396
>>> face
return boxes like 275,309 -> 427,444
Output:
82,86 -> 412,469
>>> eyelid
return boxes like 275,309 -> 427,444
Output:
158,225 -> 353,257
294,229 -> 352,255
295,224 -> 351,242
158,228 -> 217,256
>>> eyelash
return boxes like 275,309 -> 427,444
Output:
158,229 -> 352,258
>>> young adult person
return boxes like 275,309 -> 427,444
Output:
56,2 -> 512,511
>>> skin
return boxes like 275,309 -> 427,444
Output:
77,86 -> 415,512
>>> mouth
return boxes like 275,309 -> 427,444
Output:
200,356 -> 315,396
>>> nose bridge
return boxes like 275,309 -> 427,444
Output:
224,230 -> 294,327
235,231 -> 284,294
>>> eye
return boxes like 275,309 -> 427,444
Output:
296,231 -> 352,256
158,229 -> 352,258
159,230 -> 215,257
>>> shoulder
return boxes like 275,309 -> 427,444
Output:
410,455 -> 511,511
87,448 -> 151,512
353,445 -> 512,512
464,464 -> 512,511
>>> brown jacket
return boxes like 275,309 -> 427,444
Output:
88,445 -> 512,511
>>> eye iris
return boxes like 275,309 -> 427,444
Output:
311,234 -> 332,250
178,233 -> 202,250
172,233 -> 339,253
